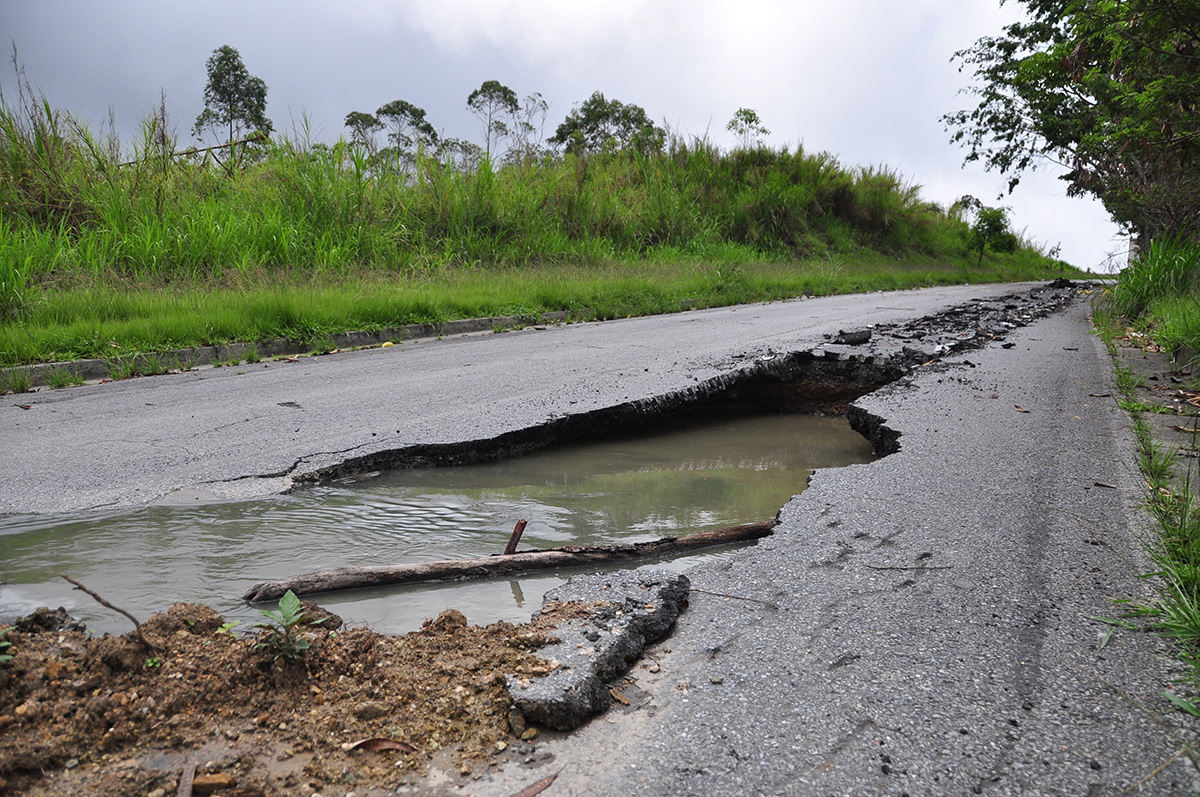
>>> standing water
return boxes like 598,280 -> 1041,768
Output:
0,411 -> 874,634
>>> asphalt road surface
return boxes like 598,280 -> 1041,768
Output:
4,283 -> 1196,794
4,282 -> 1056,516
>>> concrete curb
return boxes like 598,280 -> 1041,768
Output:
3,311 -> 573,387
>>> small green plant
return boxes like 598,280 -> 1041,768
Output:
255,589 -> 323,660
144,656 -> 161,669
308,336 -> 338,355
0,627 -> 13,664
242,345 -> 261,363
45,368 -> 85,389
170,354 -> 196,372
107,355 -> 139,380
217,620 -> 240,638
0,368 -> 33,394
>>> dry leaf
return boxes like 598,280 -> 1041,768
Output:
1015,405 -> 1032,413
509,769 -> 561,797
341,738 -> 417,753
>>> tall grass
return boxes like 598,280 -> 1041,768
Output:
1110,235 -> 1200,320
0,79 -> 1073,364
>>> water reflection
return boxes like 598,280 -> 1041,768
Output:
0,411 -> 874,634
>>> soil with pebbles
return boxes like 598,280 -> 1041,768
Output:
0,601 -> 587,796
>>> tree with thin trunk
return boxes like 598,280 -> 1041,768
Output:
467,80 -> 519,160
192,45 -> 272,146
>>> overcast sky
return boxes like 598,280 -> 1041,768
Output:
4,0 -> 1126,271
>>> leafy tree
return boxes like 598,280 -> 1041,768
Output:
726,107 -> 770,149
344,111 -> 383,155
192,45 -> 272,145
943,0 -> 1200,242
467,80 -> 519,160
376,99 -> 438,156
549,91 -> 664,155
970,205 -> 1014,267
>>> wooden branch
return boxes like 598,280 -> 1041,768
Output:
61,574 -> 156,651
243,521 -> 777,603
504,519 -> 528,556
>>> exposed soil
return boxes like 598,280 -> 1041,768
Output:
0,601 -> 591,796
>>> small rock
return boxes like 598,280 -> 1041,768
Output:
192,773 -> 235,795
147,789 -> 166,797
709,676 -> 724,685
352,701 -> 389,721
508,706 -> 526,735
521,727 -> 539,741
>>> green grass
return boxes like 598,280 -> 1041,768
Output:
1096,294 -> 1200,716
0,81 -> 1078,368
0,256 -> 1073,369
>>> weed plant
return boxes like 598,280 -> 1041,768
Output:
255,589 -> 322,660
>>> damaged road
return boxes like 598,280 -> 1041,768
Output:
4,281 -> 1194,793
462,291 -> 1200,796
5,282 -> 1071,515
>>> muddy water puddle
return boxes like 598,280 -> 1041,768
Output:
0,411 -> 874,635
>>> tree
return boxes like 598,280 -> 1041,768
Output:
192,45 -> 272,145
375,99 -> 438,157
507,92 -> 550,165
970,205 -> 1015,267
467,80 -> 519,160
549,91 -> 664,155
726,107 -> 770,149
344,111 -> 383,155
943,0 -> 1200,242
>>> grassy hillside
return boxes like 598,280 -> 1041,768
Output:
0,92 -> 1077,369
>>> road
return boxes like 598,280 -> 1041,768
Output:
4,283 -> 1196,793
5,283 -> 1041,516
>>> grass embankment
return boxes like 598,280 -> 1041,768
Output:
1094,236 -> 1200,715
1,86 -> 1076,380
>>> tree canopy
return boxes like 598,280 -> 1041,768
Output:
943,0 -> 1200,241
344,111 -> 383,155
726,107 -> 770,149
549,91 -> 664,155
375,99 -> 438,155
192,45 -> 272,145
467,80 -> 519,159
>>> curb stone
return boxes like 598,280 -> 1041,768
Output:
3,310 -> 573,388
507,569 -> 690,731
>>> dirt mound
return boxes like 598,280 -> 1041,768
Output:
0,602 -> 565,795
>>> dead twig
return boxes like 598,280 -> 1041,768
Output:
864,564 -> 952,572
177,758 -> 196,797
1124,748 -> 1185,794
690,588 -> 780,609
60,574 -> 156,651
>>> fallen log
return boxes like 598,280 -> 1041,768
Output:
242,520 -> 777,603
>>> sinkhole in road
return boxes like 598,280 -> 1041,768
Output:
0,408 -> 876,636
